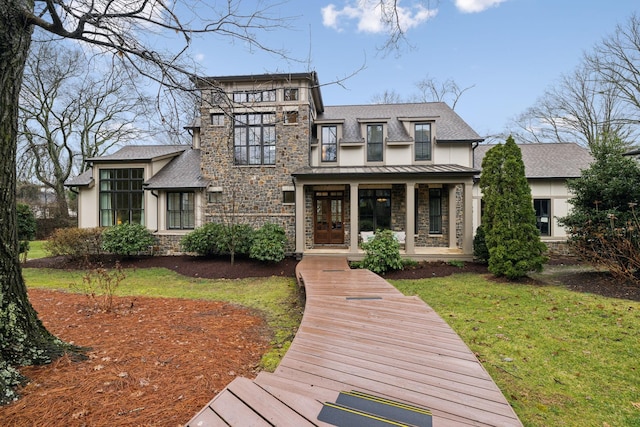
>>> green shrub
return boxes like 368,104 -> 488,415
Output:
181,222 -> 226,256
101,223 -> 155,256
17,204 -> 36,262
44,227 -> 104,259
360,229 -> 403,274
250,223 -> 287,263
220,224 -> 254,257
473,225 -> 489,264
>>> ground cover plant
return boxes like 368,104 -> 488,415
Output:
392,274 -> 640,427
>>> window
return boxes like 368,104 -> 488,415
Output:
429,188 -> 442,234
367,124 -> 383,162
534,199 -> 551,236
282,190 -> 295,204
99,168 -> 144,226
211,113 -> 224,126
321,126 -> 337,162
233,113 -> 276,165
415,123 -> 432,161
359,189 -> 391,232
284,88 -> 299,101
233,90 -> 276,103
167,192 -> 195,229
207,190 -> 222,203
284,110 -> 298,124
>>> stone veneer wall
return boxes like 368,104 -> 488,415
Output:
200,102 -> 312,254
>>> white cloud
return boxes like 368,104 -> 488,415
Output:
454,0 -> 509,13
321,0 -> 437,34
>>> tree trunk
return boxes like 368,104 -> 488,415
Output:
1,0 -> 72,405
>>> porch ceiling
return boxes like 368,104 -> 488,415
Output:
292,164 -> 479,180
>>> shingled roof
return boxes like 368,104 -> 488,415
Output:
86,145 -> 188,162
144,149 -> 208,189
317,103 -> 483,144
474,142 -> 593,179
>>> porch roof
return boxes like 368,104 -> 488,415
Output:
144,149 -> 209,189
292,164 -> 479,180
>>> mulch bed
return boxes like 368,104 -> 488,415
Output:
3,254 -> 638,426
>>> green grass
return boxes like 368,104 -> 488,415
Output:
25,240 -> 47,260
23,267 -> 303,372
391,274 -> 640,427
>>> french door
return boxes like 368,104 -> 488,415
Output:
314,191 -> 344,245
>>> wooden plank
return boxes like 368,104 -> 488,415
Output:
208,389 -> 271,426
226,377 -> 317,427
186,405 -> 228,427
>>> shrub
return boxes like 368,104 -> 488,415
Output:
360,229 -> 403,274
17,204 -> 36,262
70,262 -> 126,312
473,225 -> 489,264
250,223 -> 287,263
101,223 -> 155,256
220,224 -> 254,257
181,222 -> 227,256
44,227 -> 103,259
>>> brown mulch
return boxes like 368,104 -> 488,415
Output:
3,254 -> 639,426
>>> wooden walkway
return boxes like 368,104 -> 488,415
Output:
186,256 -> 522,426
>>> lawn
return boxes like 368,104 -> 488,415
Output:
392,274 -> 640,427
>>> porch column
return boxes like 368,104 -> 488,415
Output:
463,181 -> 474,254
405,182 -> 416,254
295,181 -> 305,254
448,184 -> 458,248
350,182 -> 359,254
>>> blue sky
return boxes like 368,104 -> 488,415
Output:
187,0 -> 639,139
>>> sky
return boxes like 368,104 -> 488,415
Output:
185,0 -> 639,139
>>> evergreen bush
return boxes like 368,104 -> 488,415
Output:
181,222 -> 226,256
44,227 -> 103,259
250,223 -> 287,263
360,229 -> 404,274
101,223 -> 155,256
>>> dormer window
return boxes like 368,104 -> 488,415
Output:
367,124 -> 384,162
415,123 -> 432,161
321,125 -> 337,162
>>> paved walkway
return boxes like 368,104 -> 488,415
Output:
186,256 -> 522,426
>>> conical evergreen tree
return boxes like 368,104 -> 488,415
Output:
479,137 -> 547,279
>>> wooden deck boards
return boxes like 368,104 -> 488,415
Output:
186,256 -> 522,426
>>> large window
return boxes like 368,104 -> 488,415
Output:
429,188 -> 442,234
367,124 -> 383,162
99,168 -> 144,226
534,198 -> 551,236
415,123 -> 432,161
234,113 -> 276,165
359,189 -> 391,232
167,192 -> 195,230
233,90 -> 276,103
321,126 -> 337,162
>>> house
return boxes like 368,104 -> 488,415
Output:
66,72 -> 590,259
473,142 -> 593,253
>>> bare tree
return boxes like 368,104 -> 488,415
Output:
371,89 -> 404,104
18,41 -> 159,219
0,0 -> 297,404
510,12 -> 640,148
413,75 -> 474,110
586,13 -> 640,126
509,64 -> 631,149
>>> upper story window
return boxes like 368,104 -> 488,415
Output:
99,168 -> 144,226
233,113 -> 276,165
233,90 -> 276,103
211,113 -> 224,126
321,126 -> 337,162
367,124 -> 384,162
284,110 -> 298,124
415,123 -> 432,161
284,88 -> 299,101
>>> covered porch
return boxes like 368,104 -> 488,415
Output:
292,165 -> 478,261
